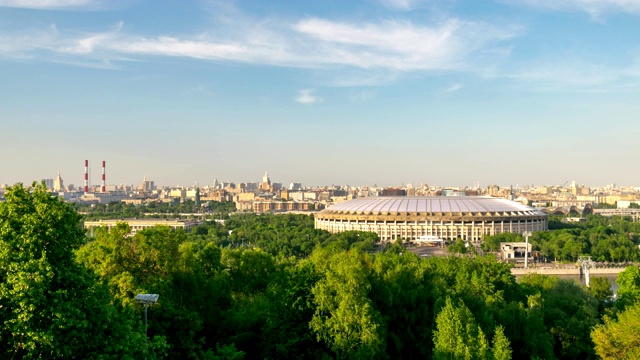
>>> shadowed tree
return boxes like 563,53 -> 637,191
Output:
519,274 -> 599,359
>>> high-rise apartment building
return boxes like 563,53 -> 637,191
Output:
42,178 -> 54,190
53,172 -> 64,191
260,171 -> 272,191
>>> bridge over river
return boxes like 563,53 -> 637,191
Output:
510,266 -> 627,276
511,266 -> 631,293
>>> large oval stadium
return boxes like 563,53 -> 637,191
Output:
314,196 -> 547,242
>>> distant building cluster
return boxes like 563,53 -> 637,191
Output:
8,162 -> 640,227
33,164 -> 327,215
4,164 -> 640,247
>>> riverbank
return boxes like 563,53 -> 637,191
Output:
511,267 -> 628,275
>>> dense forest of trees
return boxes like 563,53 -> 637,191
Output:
3,183 -> 640,359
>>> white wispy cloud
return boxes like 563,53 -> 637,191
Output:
0,13 -> 516,74
377,0 -> 428,11
502,0 -> 640,16
445,83 -> 463,92
2,10 -> 633,93
348,89 -> 377,103
329,71 -> 399,87
0,0 -> 99,9
296,89 -> 322,104
497,58 -> 637,92
623,57 -> 640,77
293,18 -> 515,71
58,21 -> 122,54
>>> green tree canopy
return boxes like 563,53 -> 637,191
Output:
77,223 -> 234,358
615,266 -> 640,308
309,249 -> 386,358
592,302 -> 640,359
432,297 -> 489,360
0,183 -> 160,359
491,325 -> 512,360
519,274 -> 599,359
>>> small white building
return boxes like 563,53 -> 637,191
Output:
500,242 -> 531,262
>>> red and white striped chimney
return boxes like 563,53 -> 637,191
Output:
84,160 -> 89,193
101,161 -> 106,193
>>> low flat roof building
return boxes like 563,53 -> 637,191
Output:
84,218 -> 201,236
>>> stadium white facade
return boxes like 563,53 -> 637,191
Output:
314,196 -> 547,242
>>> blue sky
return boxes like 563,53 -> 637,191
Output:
1,0 -> 639,188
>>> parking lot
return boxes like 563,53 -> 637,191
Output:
406,244 -> 449,258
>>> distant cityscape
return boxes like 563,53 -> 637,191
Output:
1,159 -> 639,213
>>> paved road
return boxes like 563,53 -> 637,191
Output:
406,244 -> 449,258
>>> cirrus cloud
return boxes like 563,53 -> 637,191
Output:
501,0 -> 640,16
377,0 -> 429,11
0,13 -> 517,75
0,0 -> 100,9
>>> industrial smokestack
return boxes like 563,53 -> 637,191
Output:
84,160 -> 89,193
101,160 -> 106,193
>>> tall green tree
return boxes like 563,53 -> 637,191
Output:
447,239 -> 468,254
482,233 -> 521,253
491,325 -> 512,360
309,249 -> 386,359
519,274 -> 599,359
0,183 -> 161,359
258,260 -> 328,359
432,297 -> 489,360
615,266 -> 640,308
369,248 -> 431,358
592,302 -> 640,359
77,223 -> 232,359
588,277 -> 613,313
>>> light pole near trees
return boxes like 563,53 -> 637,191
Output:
135,294 -> 159,339
523,231 -> 532,268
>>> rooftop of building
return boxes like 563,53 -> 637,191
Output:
318,196 -> 545,216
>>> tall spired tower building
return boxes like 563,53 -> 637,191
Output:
53,171 -> 64,191
260,171 -> 272,191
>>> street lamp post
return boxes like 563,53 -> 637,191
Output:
135,294 -> 159,339
523,232 -> 532,268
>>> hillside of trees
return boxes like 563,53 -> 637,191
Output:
3,183 -> 640,359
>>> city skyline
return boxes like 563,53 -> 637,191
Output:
1,0 -> 639,187
16,163 -> 637,189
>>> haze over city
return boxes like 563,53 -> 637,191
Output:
1,0 -> 639,187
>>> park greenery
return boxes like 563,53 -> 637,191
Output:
77,199 -> 236,220
3,183 -> 640,358
482,215 -> 640,263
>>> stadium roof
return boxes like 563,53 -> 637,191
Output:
320,196 -> 545,216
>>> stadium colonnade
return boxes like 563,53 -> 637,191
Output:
314,196 -> 548,242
